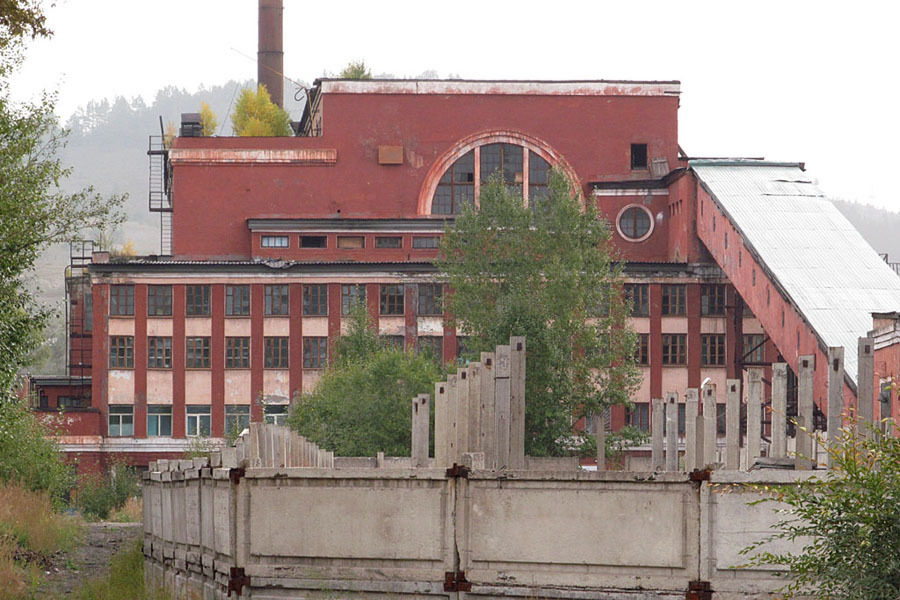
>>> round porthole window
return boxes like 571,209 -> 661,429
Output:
616,205 -> 654,242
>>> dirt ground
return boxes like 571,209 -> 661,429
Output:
33,522 -> 143,598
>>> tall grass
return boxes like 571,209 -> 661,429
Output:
74,461 -> 141,521
0,483 -> 82,599
70,538 -> 170,600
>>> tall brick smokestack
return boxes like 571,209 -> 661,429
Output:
258,0 -> 284,108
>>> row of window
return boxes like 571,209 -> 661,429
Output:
624,284 -> 727,317
108,404 -> 287,438
633,333 -> 766,366
111,336 -> 328,369
261,235 -> 441,250
626,402 -> 728,435
109,283 -> 445,318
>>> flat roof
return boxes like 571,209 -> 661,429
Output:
314,78 -> 681,97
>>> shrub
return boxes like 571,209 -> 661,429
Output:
75,461 -> 141,521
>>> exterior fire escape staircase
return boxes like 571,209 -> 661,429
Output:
148,131 -> 173,255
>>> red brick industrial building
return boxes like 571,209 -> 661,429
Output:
29,75 -> 900,473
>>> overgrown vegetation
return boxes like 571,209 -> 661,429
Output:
288,305 -> 444,456
339,59 -> 372,79
74,462 -> 141,521
69,538 -> 167,600
230,84 -> 292,136
0,483 -> 82,599
437,170 -> 640,456
742,422 -> 900,599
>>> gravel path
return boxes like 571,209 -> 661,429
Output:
33,522 -> 143,598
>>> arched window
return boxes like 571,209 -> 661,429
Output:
431,143 -> 553,215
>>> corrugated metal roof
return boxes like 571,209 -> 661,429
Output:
692,160 -> 900,386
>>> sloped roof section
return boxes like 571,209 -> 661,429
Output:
692,160 -> 900,386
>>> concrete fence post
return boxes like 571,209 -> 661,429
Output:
725,379 -> 741,469
479,352 -> 496,469
703,384 -> 717,468
412,394 -> 430,467
685,389 -> 699,472
447,375 -> 460,465
651,397 -> 664,471
508,336 -> 526,470
594,412 -> 606,472
468,363 -> 483,455
434,381 -> 448,468
747,368 -> 762,467
826,347 -> 845,467
858,337 -> 875,439
456,369 -> 470,457
796,354 -> 816,469
771,363 -> 788,458
665,392 -> 678,471
494,345 -> 511,470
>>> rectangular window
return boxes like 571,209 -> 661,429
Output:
225,285 -> 251,316
417,336 -> 443,362
303,337 -> 327,368
265,337 -> 289,368
186,285 -> 210,316
108,405 -> 133,437
412,236 -> 440,249
624,283 -> 649,317
661,284 -> 686,316
264,284 -> 289,316
380,284 -> 404,315
702,334 -> 726,366
341,284 -> 366,315
300,235 -> 327,248
186,405 -> 211,437
264,405 -> 287,426
58,396 -> 87,409
147,405 -> 173,437
380,335 -> 404,350
701,284 -> 726,316
225,405 -> 250,436
375,236 -> 402,249
631,143 -> 648,169
743,333 -> 765,364
225,337 -> 250,369
109,336 -> 134,368
336,235 -> 365,249
109,285 -> 134,316
636,333 -> 649,366
418,283 -> 443,316
303,284 -> 328,316
627,402 -> 650,431
662,334 -> 687,365
186,337 -> 211,368
147,336 -> 172,369
261,235 -> 289,248
147,285 -> 173,316
84,291 -> 93,332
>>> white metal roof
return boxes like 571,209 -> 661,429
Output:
692,160 -> 900,386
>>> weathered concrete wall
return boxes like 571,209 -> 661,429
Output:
144,458 -> 812,599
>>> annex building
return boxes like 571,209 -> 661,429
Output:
29,75 -> 900,473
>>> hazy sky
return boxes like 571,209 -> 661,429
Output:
10,0 -> 900,211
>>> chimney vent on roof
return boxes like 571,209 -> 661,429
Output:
258,0 -> 284,109
180,113 -> 202,137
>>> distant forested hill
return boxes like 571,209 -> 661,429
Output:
832,200 -> 900,262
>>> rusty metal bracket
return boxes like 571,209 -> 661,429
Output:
446,463 -> 469,479
688,467 -> 711,483
686,580 -> 712,600
227,566 -> 251,596
229,467 -> 246,485
444,570 -> 472,592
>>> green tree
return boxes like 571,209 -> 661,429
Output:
339,60 -> 372,79
287,306 -> 443,456
200,101 -> 217,136
437,169 -> 640,456
230,84 -> 292,137
0,1 -> 122,500
742,422 -> 900,599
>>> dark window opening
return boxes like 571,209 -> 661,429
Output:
380,284 -> 404,315
661,284 -> 686,316
303,284 -> 328,316
375,236 -> 402,249
186,285 -> 210,316
624,283 -> 649,317
433,150 -> 475,215
701,334 -> 726,366
300,235 -> 327,249
303,337 -> 327,368
265,337 -> 289,368
418,283 -> 443,316
662,334 -> 687,365
412,236 -> 440,249
631,144 -> 648,169
186,337 -> 211,369
225,337 -> 251,369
